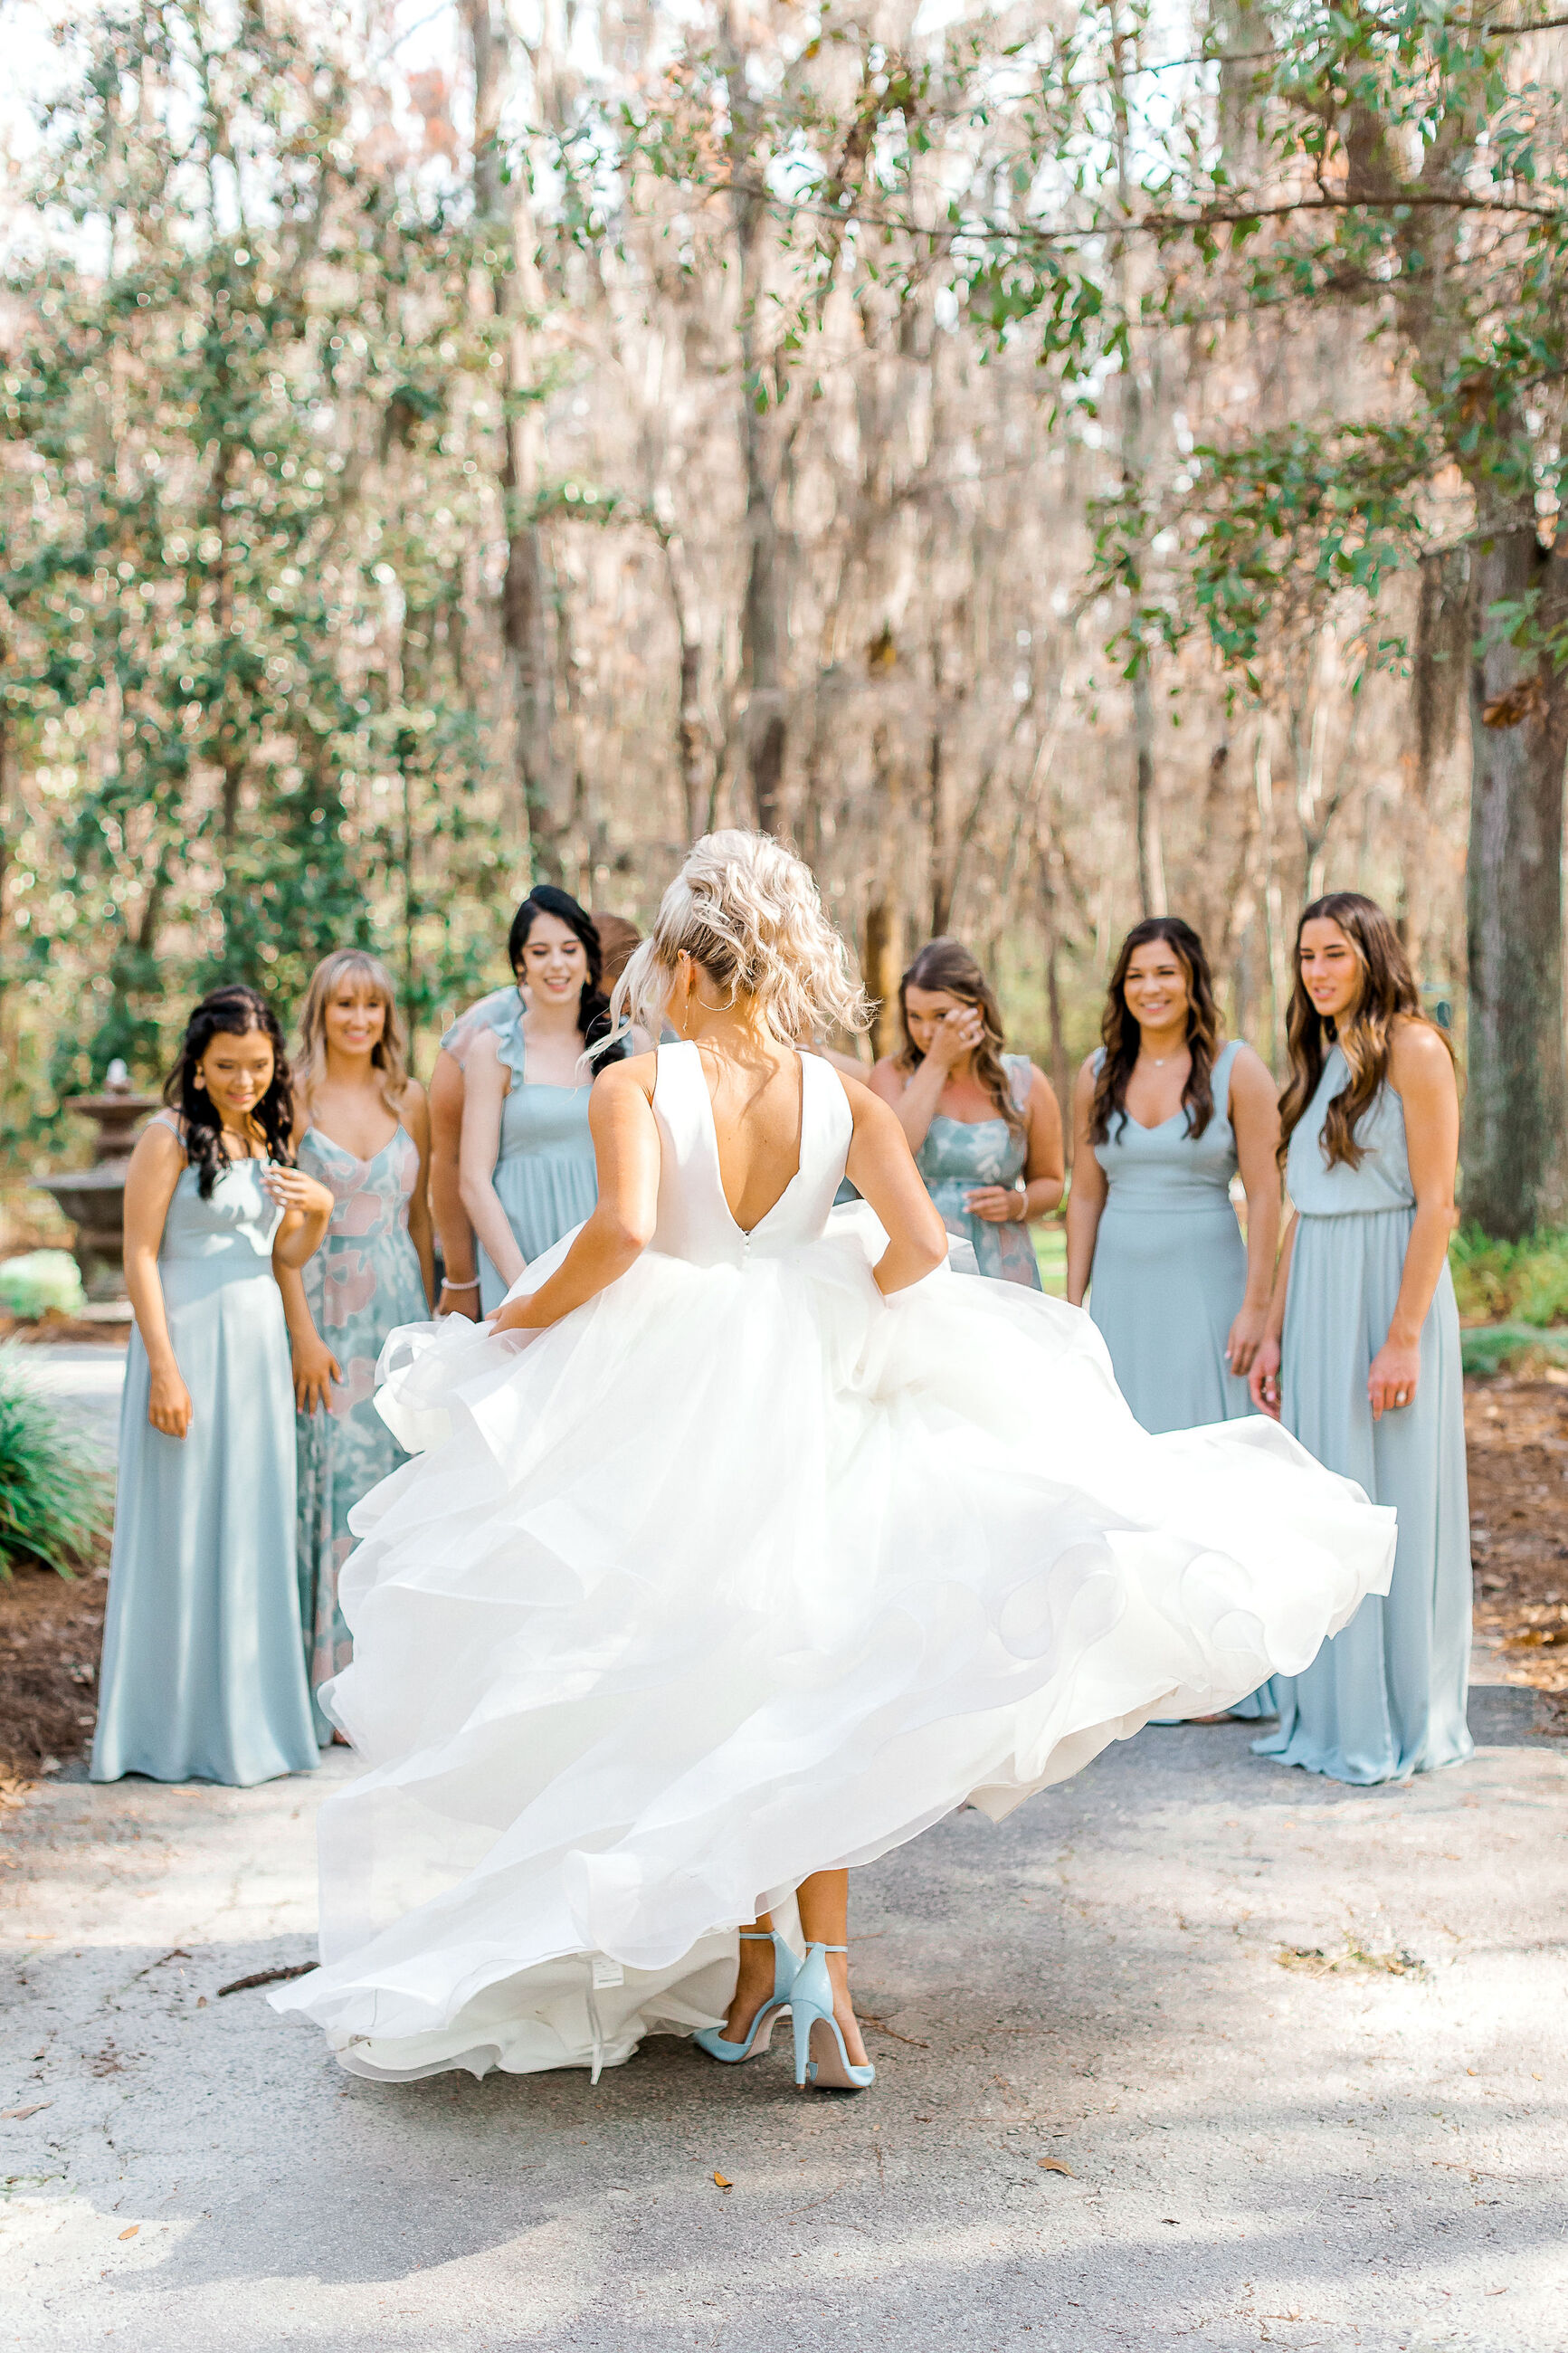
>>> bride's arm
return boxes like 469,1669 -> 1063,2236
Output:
494,1062 -> 660,1332
841,1081 -> 951,1296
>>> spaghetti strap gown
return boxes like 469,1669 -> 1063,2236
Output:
1086,1040 -> 1254,1433
273,1043 -> 1394,2080
914,1053 -> 1042,1287
1253,1046 -> 1473,1785
472,1000 -> 599,1313
1086,1042 -> 1276,1720
92,1121 -> 318,1786
294,1125 -> 429,1742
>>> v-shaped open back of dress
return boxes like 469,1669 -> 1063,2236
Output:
273,1043 -> 1395,2082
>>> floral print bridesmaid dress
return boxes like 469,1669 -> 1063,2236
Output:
295,1124 -> 428,1741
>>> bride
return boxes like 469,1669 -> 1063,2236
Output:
274,832 -> 1393,2092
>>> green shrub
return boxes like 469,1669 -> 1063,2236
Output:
0,1347 -> 113,1577
0,1251 -> 85,1321
1449,1224 -> 1568,1329
1459,1323 -> 1568,1379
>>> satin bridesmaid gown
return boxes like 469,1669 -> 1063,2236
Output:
1086,1039 -> 1254,1432
1253,1044 -> 1473,1785
92,1117 -> 318,1786
1085,1040 -> 1275,1720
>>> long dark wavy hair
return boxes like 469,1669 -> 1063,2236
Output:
1090,917 -> 1221,1145
162,985 -> 295,1198
508,884 -> 624,1062
1278,891 -> 1452,1171
896,937 -> 1024,1135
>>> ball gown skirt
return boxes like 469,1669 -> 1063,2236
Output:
272,1044 -> 1394,2080
91,1154 -> 318,1788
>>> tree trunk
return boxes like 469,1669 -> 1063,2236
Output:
1461,528 -> 1568,1235
465,0 -> 556,873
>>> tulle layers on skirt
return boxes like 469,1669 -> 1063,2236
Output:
272,1207 -> 1393,2079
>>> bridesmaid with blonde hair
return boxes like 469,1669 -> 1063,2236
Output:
280,949 -> 434,1739
1250,892 -> 1470,1785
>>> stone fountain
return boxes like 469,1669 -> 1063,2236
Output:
33,1060 -> 160,1313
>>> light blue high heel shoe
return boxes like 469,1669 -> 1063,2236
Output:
693,1929 -> 798,2064
789,1943 -> 875,2093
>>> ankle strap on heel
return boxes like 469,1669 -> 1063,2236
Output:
806,1941 -> 847,1954
737,1929 -> 775,1940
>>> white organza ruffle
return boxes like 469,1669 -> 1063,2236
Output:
271,1206 -> 1393,2080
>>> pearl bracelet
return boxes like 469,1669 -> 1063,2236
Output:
442,1277 -> 481,1291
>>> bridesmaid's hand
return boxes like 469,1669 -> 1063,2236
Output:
965,1186 -> 1025,1224
263,1167 -> 335,1221
927,1005 -> 984,1072
437,1282 -> 481,1321
1368,1337 -> 1421,1421
147,1360 -> 194,1440
1226,1301 -> 1269,1377
293,1335 -> 343,1415
1249,1336 -> 1282,1421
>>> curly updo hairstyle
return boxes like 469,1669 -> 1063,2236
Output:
608,830 -> 870,1049
163,984 -> 295,1198
508,884 -> 624,1062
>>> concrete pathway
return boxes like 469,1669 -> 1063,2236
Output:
6,1344 -> 126,1458
3,1694 -> 1564,2352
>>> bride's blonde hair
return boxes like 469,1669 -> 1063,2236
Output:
609,830 -> 870,1047
295,948 -> 410,1117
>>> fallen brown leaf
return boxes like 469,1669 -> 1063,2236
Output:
712,2171 -> 732,2190
118,2226 -> 138,2242
1038,2158 -> 1075,2177
2,2101 -> 52,2120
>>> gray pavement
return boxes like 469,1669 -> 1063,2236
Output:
6,1344 -> 126,1458
3,1694 -> 1564,2351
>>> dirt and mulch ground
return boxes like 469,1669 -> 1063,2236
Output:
1,1373 -> 1564,1783
0,1311 -> 130,1348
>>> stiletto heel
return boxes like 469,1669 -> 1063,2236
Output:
693,1929 -> 798,2064
788,1943 -> 875,2093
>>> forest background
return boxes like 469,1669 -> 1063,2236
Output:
3,0 -> 1568,1239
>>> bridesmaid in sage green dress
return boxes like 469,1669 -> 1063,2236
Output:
461,887 -> 624,1313
1250,893 -> 1471,1786
276,950 -> 434,1741
92,987 -> 333,1786
870,937 -> 1064,1285
1066,918 -> 1280,1433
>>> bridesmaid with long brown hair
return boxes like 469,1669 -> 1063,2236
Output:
870,937 -> 1064,1286
1066,917 -> 1280,1433
1250,891 -> 1471,1785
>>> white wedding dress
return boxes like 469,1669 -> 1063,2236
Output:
273,1043 -> 1394,2080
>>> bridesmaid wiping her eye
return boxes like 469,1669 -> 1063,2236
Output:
92,986 -> 334,1786
276,950 -> 434,1742
870,937 -> 1064,1287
